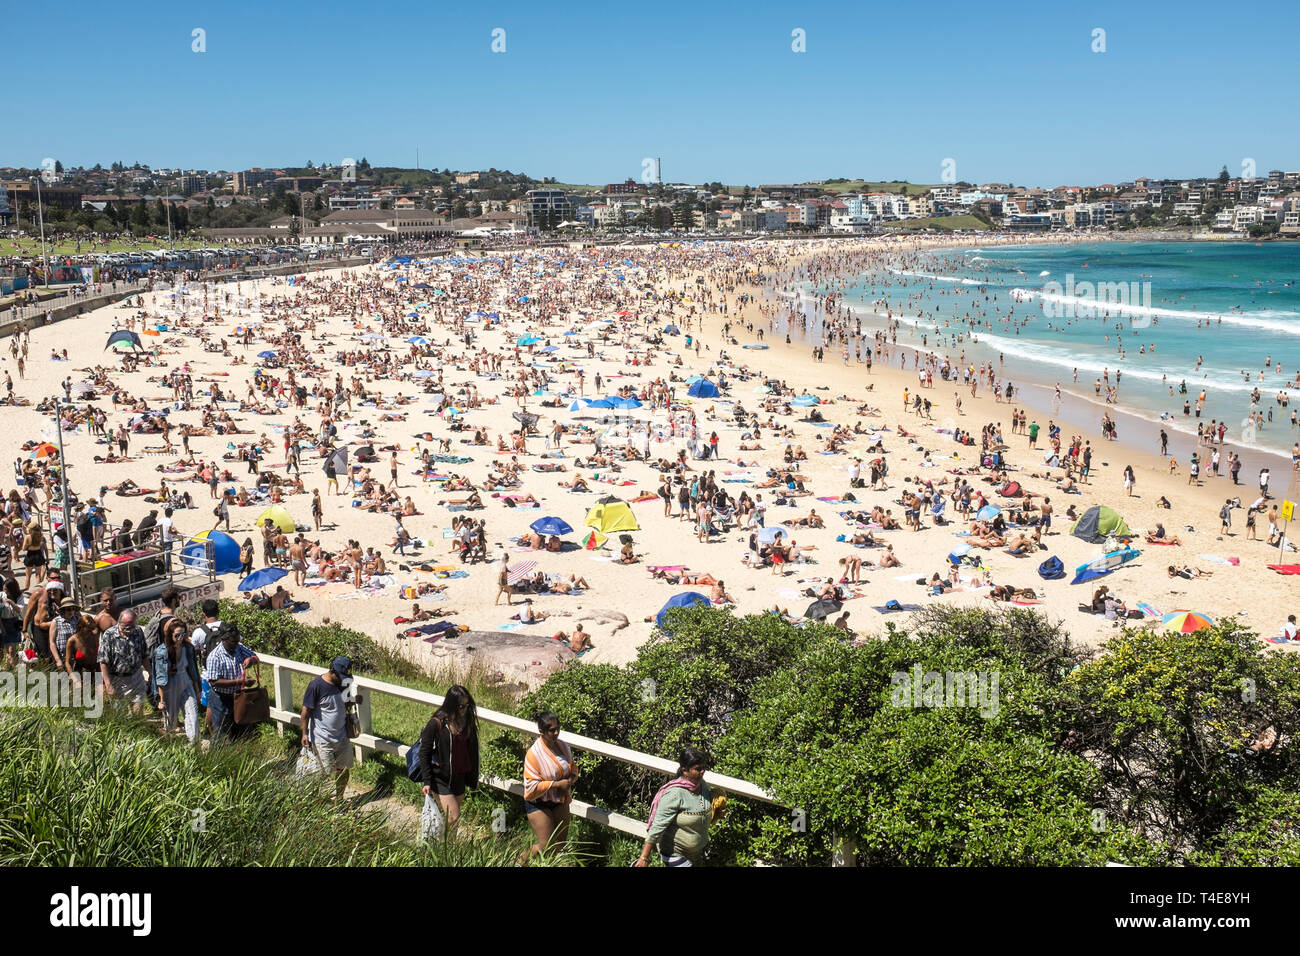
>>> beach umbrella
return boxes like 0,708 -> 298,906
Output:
791,394 -> 820,407
804,598 -> 842,621
756,526 -> 787,546
567,398 -> 592,412
323,445 -> 348,476
238,566 -> 288,592
181,530 -> 241,575
105,329 -> 142,351
517,334 -> 542,346
530,516 -> 574,536
586,398 -> 615,409
28,443 -> 59,459
407,336 -> 430,345
976,504 -> 1001,521
608,396 -> 642,410
539,345 -> 559,353
664,324 -> 680,334
655,592 -> 710,630
1162,610 -> 1215,634
581,529 -> 607,550
361,332 -> 384,342
412,369 -> 438,379
752,385 -> 771,394
256,504 -> 297,533
585,500 -> 639,534
256,350 -> 277,359
686,379 -> 719,399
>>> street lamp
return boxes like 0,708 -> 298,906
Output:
33,175 -> 51,290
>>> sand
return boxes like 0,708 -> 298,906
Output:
3,237 -> 1295,690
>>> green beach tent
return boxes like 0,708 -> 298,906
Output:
1069,505 -> 1132,544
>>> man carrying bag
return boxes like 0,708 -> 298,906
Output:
203,622 -> 260,740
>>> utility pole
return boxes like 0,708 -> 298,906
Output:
34,176 -> 51,288
53,399 -> 79,606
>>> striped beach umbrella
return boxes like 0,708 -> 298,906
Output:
1162,610 -> 1214,633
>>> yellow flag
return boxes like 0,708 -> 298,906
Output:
1283,500 -> 1295,522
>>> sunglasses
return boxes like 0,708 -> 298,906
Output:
543,725 -> 560,734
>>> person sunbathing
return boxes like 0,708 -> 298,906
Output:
1146,525 -> 1182,545
653,568 -> 718,586
1005,533 -> 1037,555
989,584 -> 1039,602
1168,565 -> 1212,579
1056,474 -> 1076,492
618,540 -> 638,564
709,581 -> 736,604
559,476 -> 590,491
546,574 -> 590,594
928,573 -> 955,595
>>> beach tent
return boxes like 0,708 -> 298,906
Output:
1037,556 -> 1065,580
180,530 -> 241,575
686,379 -> 719,399
530,516 -> 573,536
585,500 -> 639,534
655,592 -> 710,631
999,481 -> 1023,498
664,324 -> 681,335
1069,505 -> 1132,544
239,567 -> 288,592
105,330 -> 142,351
256,505 -> 297,534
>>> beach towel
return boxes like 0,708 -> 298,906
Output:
1198,554 -> 1240,566
874,602 -> 921,613
1267,564 -> 1300,575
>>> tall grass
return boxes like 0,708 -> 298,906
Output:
0,709 -> 578,867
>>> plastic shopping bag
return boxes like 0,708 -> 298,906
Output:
295,745 -> 323,779
420,793 -> 446,842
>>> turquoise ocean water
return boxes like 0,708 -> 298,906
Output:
797,241 -> 1300,460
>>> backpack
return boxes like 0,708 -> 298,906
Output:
197,621 -> 221,663
143,612 -> 173,661
405,718 -> 442,782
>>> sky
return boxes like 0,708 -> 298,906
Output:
5,0 -> 1297,187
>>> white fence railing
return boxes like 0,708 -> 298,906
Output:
254,652 -> 808,852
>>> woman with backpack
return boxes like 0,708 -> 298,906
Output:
418,685 -> 480,839
151,617 -> 201,743
238,537 -> 255,579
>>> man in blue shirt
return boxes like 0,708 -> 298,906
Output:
301,656 -> 361,800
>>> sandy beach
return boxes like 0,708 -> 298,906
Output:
4,236 -> 1296,691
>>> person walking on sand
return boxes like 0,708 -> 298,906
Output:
1122,465 -> 1135,497
495,553 -> 512,606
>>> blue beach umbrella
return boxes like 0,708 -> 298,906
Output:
412,369 -> 437,379
256,350 -> 276,359
238,567 -> 288,592
568,398 -> 592,411
517,334 -> 543,346
529,516 -> 574,536
976,504 -> 1002,521
586,398 -> 614,409
539,345 -> 559,353
791,394 -> 820,407
655,592 -> 710,631
756,526 -> 788,546
407,336 -> 430,344
608,397 -> 642,410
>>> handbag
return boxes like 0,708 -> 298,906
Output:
233,660 -> 271,726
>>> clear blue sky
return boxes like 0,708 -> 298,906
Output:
6,0 -> 1297,186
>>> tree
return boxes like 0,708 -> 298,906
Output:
452,199 -> 469,219
1065,621 -> 1300,863
1219,165 -> 1230,184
